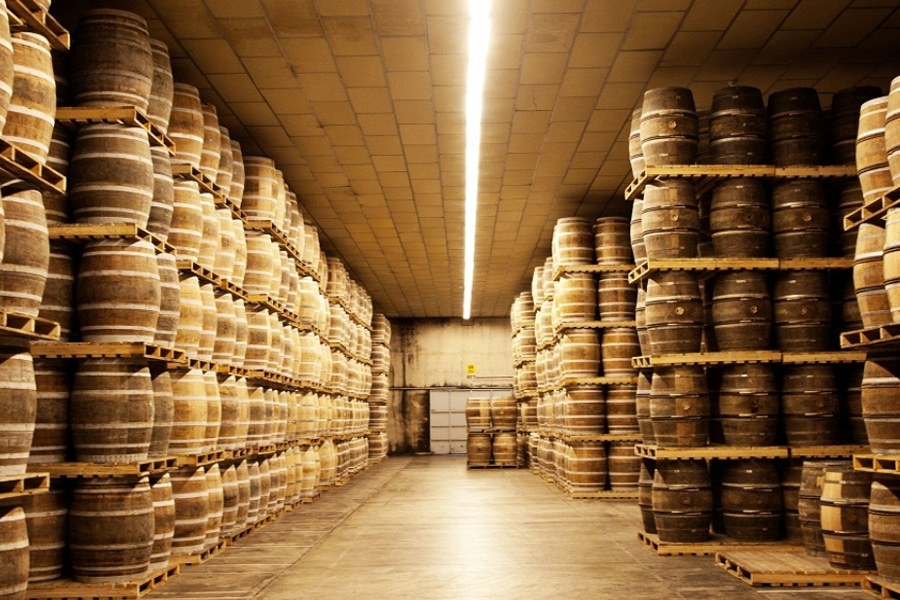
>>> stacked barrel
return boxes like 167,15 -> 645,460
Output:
367,313 -> 391,463
0,8 -> 386,592
465,396 -> 517,468
629,84 -> 872,545
511,215 -> 641,494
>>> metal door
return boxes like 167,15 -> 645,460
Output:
429,388 -> 513,454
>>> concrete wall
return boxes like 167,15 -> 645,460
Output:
386,317 -> 514,454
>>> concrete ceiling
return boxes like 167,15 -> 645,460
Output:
52,0 -> 900,318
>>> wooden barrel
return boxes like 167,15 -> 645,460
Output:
767,87 -> 826,166
638,461 -> 657,533
169,466 -> 208,556
0,346 -> 34,476
246,461 -> 262,524
232,460 -> 250,532
597,272 -> 636,321
562,384 -> 604,435
781,459 -> 804,542
146,38 -> 173,134
641,180 -> 700,259
169,83 -> 204,168
204,464 -> 224,549
68,477 -> 154,583
639,87 -> 699,166
861,360 -> 900,455
883,208 -> 900,322
843,364 -> 868,445
772,270 -> 832,351
149,473 -> 175,572
21,483 -> 67,582
608,441 -> 640,490
606,384 -> 639,434
174,274 -> 203,357
201,370 -> 221,453
869,478 -> 900,579
167,179 -> 204,261
242,156 -> 278,221
628,107 -> 645,177
147,145 -> 174,243
838,181 -> 864,258
149,369 -> 173,460
0,6 -> 13,134
153,252 -> 180,348
819,466 -> 875,570
635,285 -> 648,354
564,441 -> 606,492
243,231 -> 277,296
650,366 -> 709,447
69,123 -> 155,227
709,179 -> 771,257
799,460 -> 850,557
467,432 -> 492,465
69,9 -> 152,110
629,198 -> 646,264
554,272 -> 596,324
76,238 -> 161,344
652,459 -> 712,543
220,464 -> 239,537
0,506 -> 29,596
781,364 -> 839,446
3,32 -> 55,163
39,241 -> 74,339
857,95 -> 894,202
70,357 -> 153,463
490,396 -> 516,431
0,188 -> 48,317
232,299 -> 248,369
228,139 -> 245,206
167,368 -> 207,455
216,126 -> 234,193
712,363 -> 778,446
558,328 -> 601,378
199,103 -> 221,180
709,85 -> 768,164
855,222 -> 892,327
213,208 -> 237,282
600,327 -> 639,377
710,271 -> 771,351
593,216 -> 632,265
492,432 -> 516,466
552,217 -> 594,266
636,370 -> 653,443
771,180 -> 830,258
644,271 -> 703,355
831,85 -> 882,165
716,459 -> 782,541
30,357 -> 70,464
212,292 -> 237,367
196,192 -> 219,272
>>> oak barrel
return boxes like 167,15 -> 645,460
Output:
820,466 -> 875,570
652,459 -> 712,543
3,32 -> 55,163
0,346 -> 36,475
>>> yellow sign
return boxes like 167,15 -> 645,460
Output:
465,364 -> 477,376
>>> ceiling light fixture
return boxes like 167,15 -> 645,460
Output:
462,0 -> 491,320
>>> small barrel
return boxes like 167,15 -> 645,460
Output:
3,32 -> 55,163
715,459 -> 782,541
652,459 -> 712,543
798,460 -> 850,557
644,271 -> 703,355
781,364 -> 840,446
70,357 -> 154,463
768,87 -> 826,166
0,347 -> 37,476
819,467 -> 875,570
21,483 -> 68,582
869,478 -> 900,579
557,328 -> 601,379
708,179 -> 770,257
639,87 -> 699,166
0,506 -> 29,597
712,363 -> 778,446
30,357 -> 70,464
831,85 -> 882,165
552,217 -> 595,266
466,432 -> 492,465
641,180 -> 700,259
593,216 -> 632,265
607,441 -> 641,491
638,461 -> 657,533
465,397 -> 491,431
855,222 -> 892,327
149,473 -> 175,572
490,396 -> 517,431
709,271 -> 771,351
147,145 -> 174,242
68,477 -> 154,583
0,188 -> 49,317
554,272 -> 596,324
76,238 -> 161,344
600,327 -> 639,377
597,272 -> 636,321
168,83 -> 204,168
772,270 -> 832,351
709,85 -> 768,165
857,96 -> 894,202
861,360 -> 900,455
606,384 -> 639,434
169,466 -> 209,556
771,180 -> 830,258
69,9 -> 153,110
563,384 -> 604,436
147,38 -> 174,134
649,365 -> 710,447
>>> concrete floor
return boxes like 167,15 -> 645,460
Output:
146,455 -> 870,599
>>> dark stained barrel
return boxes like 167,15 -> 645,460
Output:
771,180 -> 830,258
708,179 -> 769,257
644,271 -> 703,355
652,459 -> 712,543
641,180 -> 700,259
768,87 -> 826,166
820,466 -> 875,570
0,506 -> 29,597
649,366 -> 709,447
30,357 -> 70,464
870,478 -> 900,579
640,87 -> 699,166
593,216 -> 632,265
712,363 -> 778,446
781,364 -> 839,446
147,145 -> 174,242
21,483 -> 68,582
831,85 -> 882,165
715,459 -> 782,541
147,38 -> 174,135
467,432 -> 492,466
861,360 -> 900,455
710,271 -> 771,351
772,270 -> 832,351
149,473 -> 175,572
638,461 -> 656,534
709,85 -> 768,164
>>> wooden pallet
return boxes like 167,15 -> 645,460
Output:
175,450 -> 229,468
0,472 -> 49,500
7,0 -> 70,50
466,463 -> 518,469
853,454 -> 900,475
0,308 -> 59,341
26,565 -> 180,600
716,549 -> 869,587
864,574 -> 900,598
632,350 -> 863,369
789,445 -> 868,459
638,531 -> 802,556
844,185 -> 900,231
48,223 -> 175,254
552,264 -> 636,280
842,323 -> 900,349
0,137 -> 66,194
31,341 -> 186,363
628,256 -> 853,284
170,163 -> 228,201
634,444 -> 790,460
28,458 -> 176,479
244,219 -> 306,273
566,489 -> 639,500
169,540 -> 227,566
55,106 -> 174,154
176,260 -> 250,301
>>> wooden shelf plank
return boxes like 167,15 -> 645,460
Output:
27,458 -> 176,478
30,341 -> 187,363
47,223 -> 176,255
629,257 -> 849,284
55,106 -> 175,154
635,444 -> 790,460
789,445 -> 868,459
865,574 -> 900,599
632,351 -> 782,368
0,137 -> 65,194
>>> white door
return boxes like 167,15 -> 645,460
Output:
429,388 -> 513,455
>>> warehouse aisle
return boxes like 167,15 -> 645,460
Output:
147,456 -> 868,599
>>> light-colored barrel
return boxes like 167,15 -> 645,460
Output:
147,38 -> 173,134
0,506 -> 29,596
30,357 -> 69,464
0,188 -> 49,317
242,156 -> 278,222
855,222 -> 892,327
149,473 -> 175,572
3,32 -> 55,163
0,347 -> 37,476
147,144 -> 174,242
169,466 -> 208,556
168,179 -> 204,261
168,368 -> 208,455
168,83 -> 204,168
154,251 -> 180,347
0,5 -> 13,134
21,483 -> 67,582
199,103 -> 221,180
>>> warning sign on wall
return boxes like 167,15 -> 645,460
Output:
465,364 -> 477,377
